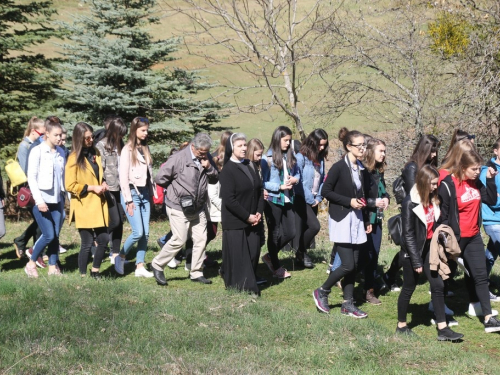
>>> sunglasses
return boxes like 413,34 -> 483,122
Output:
138,117 -> 150,124
34,129 -> 45,137
84,135 -> 94,142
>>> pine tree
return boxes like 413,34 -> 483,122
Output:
0,0 -> 61,155
56,0 -> 225,162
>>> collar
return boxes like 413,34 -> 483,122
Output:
189,145 -> 198,162
343,155 -> 365,170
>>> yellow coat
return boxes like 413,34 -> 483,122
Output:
65,151 -> 109,229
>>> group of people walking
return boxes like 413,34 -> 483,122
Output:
4,115 -> 500,341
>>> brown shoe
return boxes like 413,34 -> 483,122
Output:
365,289 -> 381,305
14,243 -> 24,259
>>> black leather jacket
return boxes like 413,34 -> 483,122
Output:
401,189 -> 437,269
402,161 -> 418,194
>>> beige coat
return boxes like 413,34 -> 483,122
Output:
429,224 -> 461,280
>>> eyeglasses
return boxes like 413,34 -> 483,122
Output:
457,134 -> 476,141
34,129 -> 44,137
350,143 -> 367,150
84,135 -> 94,142
138,117 -> 149,124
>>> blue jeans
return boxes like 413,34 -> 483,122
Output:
121,186 -> 150,265
32,200 -> 64,266
484,225 -> 500,276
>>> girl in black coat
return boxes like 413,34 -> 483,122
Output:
438,150 -> 500,333
220,133 -> 265,294
384,134 -> 441,290
397,165 -> 463,341
312,128 -> 371,318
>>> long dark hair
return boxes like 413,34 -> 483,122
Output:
268,126 -> 296,171
71,122 -> 94,171
127,117 -> 151,166
407,134 -> 440,170
103,117 -> 127,155
299,129 -> 329,163
416,165 -> 440,208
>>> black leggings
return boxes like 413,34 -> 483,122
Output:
293,195 -> 320,254
397,242 -> 447,323
108,191 -> 123,255
460,234 -> 491,316
264,201 -> 295,270
79,227 -> 108,275
322,243 -> 360,301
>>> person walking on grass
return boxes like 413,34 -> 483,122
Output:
95,117 -> 127,266
261,126 -> 299,279
312,127 -> 371,318
24,119 -> 66,278
65,122 -> 110,278
151,133 -> 218,286
396,165 -> 463,341
0,172 -> 5,243
220,133 -> 264,294
115,117 -> 157,278
293,129 -> 328,270
438,150 -> 500,333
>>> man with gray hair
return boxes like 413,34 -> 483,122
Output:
151,133 -> 218,285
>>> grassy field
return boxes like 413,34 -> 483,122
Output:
1,210 -> 500,374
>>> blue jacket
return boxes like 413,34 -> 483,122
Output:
293,152 -> 324,205
261,149 -> 300,198
480,157 -> 500,226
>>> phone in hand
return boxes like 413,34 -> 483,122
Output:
358,198 -> 367,206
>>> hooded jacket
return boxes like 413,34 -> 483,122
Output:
479,157 -> 500,226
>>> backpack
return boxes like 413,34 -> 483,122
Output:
392,173 -> 406,205
387,212 -> 402,245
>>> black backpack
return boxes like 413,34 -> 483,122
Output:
392,173 -> 406,205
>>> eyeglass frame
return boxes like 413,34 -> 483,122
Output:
349,142 -> 367,150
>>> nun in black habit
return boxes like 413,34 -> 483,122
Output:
220,133 -> 265,294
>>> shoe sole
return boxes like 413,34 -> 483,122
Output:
14,244 -> 23,259
273,274 -> 291,279
312,291 -> 330,314
485,326 -> 500,333
135,274 -> 154,278
365,300 -> 382,306
35,261 -> 46,269
437,336 -> 463,341
341,311 -> 368,319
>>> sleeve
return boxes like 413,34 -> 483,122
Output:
401,197 -> 422,269
119,146 -> 132,202
206,154 -> 219,184
154,156 -> 176,189
262,160 -> 281,193
296,154 -> 313,205
402,163 -> 417,193
380,173 -> 391,202
95,142 -> 106,175
220,167 -> 250,222
208,182 -> 222,211
479,176 -> 498,207
17,142 -> 29,175
65,154 -> 86,198
437,181 -> 451,226
315,159 -> 325,203
321,164 -> 352,208
27,146 -> 44,206
0,173 -> 5,199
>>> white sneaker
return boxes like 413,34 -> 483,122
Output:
428,301 -> 454,316
468,302 -> 499,317
167,258 -> 181,269
59,246 -> 67,254
135,267 -> 154,278
114,256 -> 125,275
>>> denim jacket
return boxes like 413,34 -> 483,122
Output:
480,157 -> 500,226
294,152 -> 324,205
261,149 -> 300,204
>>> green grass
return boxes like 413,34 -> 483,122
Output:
1,213 -> 500,374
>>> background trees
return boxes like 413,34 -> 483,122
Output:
56,0 -> 225,162
0,0 -> 61,157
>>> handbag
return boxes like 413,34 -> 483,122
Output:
179,195 -> 197,216
17,186 -> 35,208
5,158 -> 27,194
387,213 -> 402,245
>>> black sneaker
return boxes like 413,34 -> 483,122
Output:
341,299 -> 368,319
395,325 -> 415,336
437,327 -> 464,341
296,251 -> 315,269
312,288 -> 330,314
484,316 -> 500,333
